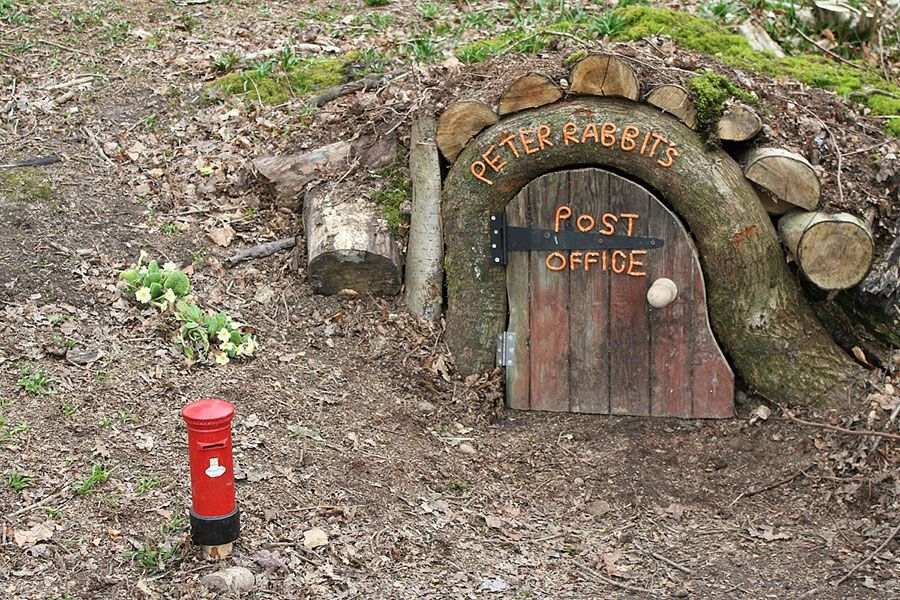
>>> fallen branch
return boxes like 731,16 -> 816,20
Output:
634,543 -> 692,574
224,236 -> 296,268
308,70 -> 405,108
835,522 -> 900,585
849,89 -> 900,100
776,407 -> 900,442
731,467 -> 810,505
793,28 -> 863,70
0,155 -> 61,169
573,560 -> 656,594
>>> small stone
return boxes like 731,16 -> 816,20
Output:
303,527 -> 329,549
585,500 -> 610,517
674,589 -> 690,598
416,401 -> 437,414
458,443 -> 476,455
66,346 -> 104,365
201,566 -> 255,592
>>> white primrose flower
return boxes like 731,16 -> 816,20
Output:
163,288 -> 177,304
215,352 -> 230,365
216,328 -> 231,343
220,341 -> 236,352
163,261 -> 177,271
239,336 -> 257,356
138,266 -> 148,276
135,287 -> 152,304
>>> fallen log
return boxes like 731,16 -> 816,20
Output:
716,104 -> 762,142
569,54 -> 639,100
744,147 -> 820,210
645,85 -> 697,129
303,186 -> 401,296
224,237 -> 296,268
309,70 -> 405,108
837,234 -> 900,346
404,114 -> 443,321
254,142 -> 351,210
436,100 -> 498,162
498,73 -> 562,116
777,210 -> 873,290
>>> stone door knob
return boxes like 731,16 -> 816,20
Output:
647,278 -> 678,308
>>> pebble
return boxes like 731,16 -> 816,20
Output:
416,401 -> 437,414
458,443 -> 476,455
201,567 -> 255,592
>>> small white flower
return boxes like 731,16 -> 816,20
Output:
214,352 -> 230,365
240,336 -> 257,356
163,288 -> 177,304
216,328 -> 231,343
139,250 -> 148,262
138,266 -> 148,276
135,287 -> 152,304
220,341 -> 235,352
163,261 -> 177,271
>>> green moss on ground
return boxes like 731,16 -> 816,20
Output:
209,55 -> 348,105
0,170 -> 55,204
614,7 -> 900,136
689,70 -> 760,135
372,154 -> 411,238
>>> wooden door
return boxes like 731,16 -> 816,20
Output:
505,168 -> 733,418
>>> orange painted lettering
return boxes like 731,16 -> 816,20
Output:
620,126 -> 640,152
584,251 -> 600,271
563,122 -> 580,146
602,249 -> 609,271
649,133 -> 667,157
554,205 -> 572,232
519,129 -> 538,154
581,123 -> 599,144
658,145 -> 679,168
482,145 -> 506,172
611,250 -> 627,274
537,125 -> 554,150
569,251 -> 583,270
639,131 -> 652,155
620,213 -> 639,236
600,213 -> 618,235
499,134 -> 521,158
627,250 -> 647,277
576,215 -> 595,232
546,252 -> 566,271
470,161 -> 492,185
600,122 -> 617,147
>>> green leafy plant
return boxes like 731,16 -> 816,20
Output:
74,463 -> 110,496
364,0 -> 389,6
119,251 -> 191,311
174,301 -> 257,364
700,0 -> 741,22
8,472 -> 40,492
122,514 -> 189,573
592,12 -> 627,38
16,368 -> 58,395
137,477 -> 166,495
214,50 -> 241,72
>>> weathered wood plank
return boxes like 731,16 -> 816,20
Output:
505,190 -> 531,409
568,169 -> 611,414
607,173 -> 650,415
528,173 -> 570,411
649,200 -> 694,417
691,251 -> 735,418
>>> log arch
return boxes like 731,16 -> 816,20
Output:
442,96 -> 861,406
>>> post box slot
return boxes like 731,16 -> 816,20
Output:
199,440 -> 226,450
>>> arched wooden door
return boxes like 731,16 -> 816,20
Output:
503,168 -> 733,418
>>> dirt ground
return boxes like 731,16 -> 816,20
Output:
1,1 -> 898,599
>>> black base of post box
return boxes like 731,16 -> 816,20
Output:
190,506 -> 240,546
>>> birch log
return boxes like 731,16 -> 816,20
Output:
778,210 -> 874,290
744,148 -> 821,210
404,115 -> 444,321
304,187 -> 401,295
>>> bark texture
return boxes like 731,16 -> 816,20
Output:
404,115 -> 444,321
442,97 -> 861,406
744,147 -> 821,210
645,85 -> 697,129
304,187 -> 401,296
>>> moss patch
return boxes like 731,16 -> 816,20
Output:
689,71 -> 760,136
372,153 -> 411,238
615,7 -> 900,136
208,55 -> 348,105
0,170 -> 56,204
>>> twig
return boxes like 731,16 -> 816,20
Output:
870,401 -> 900,454
0,155 -> 61,169
793,28 -> 863,70
81,126 -> 115,167
635,543 -> 692,574
731,467 -> 809,505
775,407 -> 900,442
309,70 -> 405,108
573,560 -> 657,595
6,487 -> 67,519
842,139 -> 895,157
501,29 -> 587,54
835,522 -> 900,585
224,236 -> 296,268
849,89 -> 900,100
36,38 -> 98,59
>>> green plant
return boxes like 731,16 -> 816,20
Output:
74,463 -> 110,496
119,251 -> 191,311
174,301 -> 258,364
417,1 -> 441,20
60,402 -> 77,416
16,368 -> 59,395
364,0 -> 389,5
137,477 -> 166,495
372,155 -> 412,237
8,472 -> 40,492
214,50 -> 241,72
688,70 -> 760,134
592,12 -> 627,38
0,0 -> 29,24
122,514 -> 189,573
279,43 -> 301,72
700,0 -> 740,22
161,221 -> 178,235
404,35 -> 439,62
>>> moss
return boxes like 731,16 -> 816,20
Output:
614,7 -> 900,136
0,170 -> 56,204
208,55 -> 348,104
688,71 -> 760,136
455,21 -> 580,64
372,153 -> 411,238
564,49 -> 588,66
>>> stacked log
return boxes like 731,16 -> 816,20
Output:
744,148 -> 821,211
645,85 -> 697,129
569,54 -> 639,100
716,104 -> 762,142
436,101 -> 498,162
498,73 -> 562,116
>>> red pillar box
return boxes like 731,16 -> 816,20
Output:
182,398 -> 240,547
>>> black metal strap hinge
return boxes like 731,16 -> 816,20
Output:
489,213 -> 665,266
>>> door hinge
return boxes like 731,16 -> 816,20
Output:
496,332 -> 516,367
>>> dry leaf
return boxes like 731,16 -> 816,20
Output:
603,549 -> 628,578
303,527 -> 329,549
207,225 -> 235,247
14,522 -> 54,548
484,515 -> 503,529
749,405 -> 771,424
747,525 -> 792,542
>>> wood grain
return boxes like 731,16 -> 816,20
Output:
506,190 -> 531,409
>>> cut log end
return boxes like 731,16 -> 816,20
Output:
645,85 -> 697,129
309,250 -> 401,296
778,211 -> 874,290
744,147 -> 820,210
569,54 -> 639,100
716,104 -> 762,142
498,73 -> 563,116
436,101 -> 499,162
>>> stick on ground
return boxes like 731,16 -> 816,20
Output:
224,237 -> 296,268
835,522 -> 900,585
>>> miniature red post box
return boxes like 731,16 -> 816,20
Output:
182,398 -> 239,547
